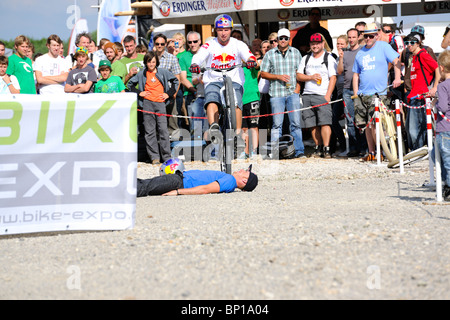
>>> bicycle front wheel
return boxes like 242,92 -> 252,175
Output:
224,76 -> 237,131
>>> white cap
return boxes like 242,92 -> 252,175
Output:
278,28 -> 290,38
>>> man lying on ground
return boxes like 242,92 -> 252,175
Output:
137,164 -> 258,197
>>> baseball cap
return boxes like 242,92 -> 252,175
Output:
278,28 -> 290,39
310,33 -> 323,42
404,33 -> 421,43
411,25 -> 425,36
364,22 -> 379,34
98,60 -> 112,69
242,164 -> 258,192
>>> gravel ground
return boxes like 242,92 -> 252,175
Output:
1,155 -> 449,300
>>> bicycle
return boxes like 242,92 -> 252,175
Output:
356,93 -> 430,168
196,64 -> 245,174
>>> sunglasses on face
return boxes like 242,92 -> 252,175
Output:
155,42 -> 166,47
188,40 -> 199,44
382,29 -> 392,34
278,36 -> 289,41
270,40 -> 278,44
404,41 -> 418,45
363,34 -> 376,39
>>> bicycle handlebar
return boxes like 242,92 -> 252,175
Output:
351,80 -> 404,99
191,63 -> 246,74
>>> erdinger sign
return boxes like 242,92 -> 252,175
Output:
0,94 -> 137,235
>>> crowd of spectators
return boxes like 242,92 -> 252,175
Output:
1,9 -> 449,192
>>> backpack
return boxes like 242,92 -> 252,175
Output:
301,51 -> 337,97
416,49 -> 435,90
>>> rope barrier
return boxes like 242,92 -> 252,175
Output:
137,93 -> 450,123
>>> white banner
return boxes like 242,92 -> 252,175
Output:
0,93 -> 138,235
152,0 -> 436,23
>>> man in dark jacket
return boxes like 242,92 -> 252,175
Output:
291,7 -> 333,56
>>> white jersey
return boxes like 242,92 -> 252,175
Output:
298,51 -> 337,96
191,37 -> 255,87
33,53 -> 70,94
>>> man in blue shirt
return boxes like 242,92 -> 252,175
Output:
137,165 -> 258,196
352,23 -> 402,161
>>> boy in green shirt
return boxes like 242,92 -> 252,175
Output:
94,60 -> 126,93
6,35 -> 36,94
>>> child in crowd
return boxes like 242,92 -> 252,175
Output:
127,51 -> 179,164
6,35 -> 36,94
0,56 -> 20,94
435,50 -> 450,201
64,47 -> 97,94
94,60 -> 126,93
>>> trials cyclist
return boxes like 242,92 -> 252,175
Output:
189,14 -> 257,138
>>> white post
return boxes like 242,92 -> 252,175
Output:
426,98 -> 435,185
375,97 -> 381,166
396,100 -> 404,174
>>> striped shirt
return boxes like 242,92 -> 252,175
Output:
260,46 -> 302,97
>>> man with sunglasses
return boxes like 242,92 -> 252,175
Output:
261,28 -> 305,158
154,33 -> 182,136
291,7 -> 333,56
404,33 -> 440,151
352,23 -> 402,162
179,31 -> 206,137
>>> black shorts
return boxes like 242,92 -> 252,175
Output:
242,101 -> 260,129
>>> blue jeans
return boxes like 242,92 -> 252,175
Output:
343,88 -> 364,153
188,97 -> 207,139
436,132 -> 450,187
270,93 -> 304,155
406,98 -> 427,151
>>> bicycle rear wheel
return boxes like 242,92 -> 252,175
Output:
378,111 -> 398,162
387,146 -> 428,168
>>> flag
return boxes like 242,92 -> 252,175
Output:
68,19 -> 89,56
97,0 -> 132,44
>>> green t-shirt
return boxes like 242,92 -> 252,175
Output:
178,51 -> 194,96
6,54 -> 36,94
111,60 -> 127,81
119,54 -> 145,76
243,67 -> 260,105
94,75 -> 126,93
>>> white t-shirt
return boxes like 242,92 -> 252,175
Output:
0,75 -> 20,94
34,53 -> 70,94
298,51 -> 337,96
191,37 -> 255,87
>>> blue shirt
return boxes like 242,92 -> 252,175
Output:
353,41 -> 399,95
182,170 -> 237,193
